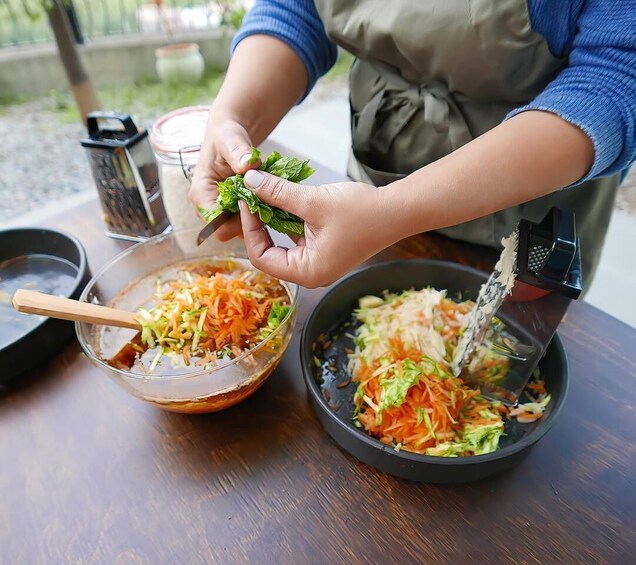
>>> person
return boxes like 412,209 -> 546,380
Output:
189,0 -> 635,288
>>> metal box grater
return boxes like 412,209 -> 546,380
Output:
81,111 -> 170,241
456,207 -> 583,405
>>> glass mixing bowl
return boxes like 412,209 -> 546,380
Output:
76,230 -> 298,413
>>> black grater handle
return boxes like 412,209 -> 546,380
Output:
515,207 -> 582,297
540,208 -> 576,282
87,111 -> 139,140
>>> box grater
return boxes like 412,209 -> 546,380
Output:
81,111 -> 170,241
453,207 -> 582,404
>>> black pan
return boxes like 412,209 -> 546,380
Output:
0,228 -> 90,392
300,260 -> 569,484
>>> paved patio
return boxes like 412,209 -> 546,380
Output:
2,87 -> 635,327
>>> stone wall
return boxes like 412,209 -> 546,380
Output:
0,29 -> 233,98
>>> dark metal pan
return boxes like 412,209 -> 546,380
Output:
300,260 -> 569,484
0,228 -> 90,392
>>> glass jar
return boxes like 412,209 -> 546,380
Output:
149,105 -> 209,231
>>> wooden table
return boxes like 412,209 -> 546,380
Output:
1,147 -> 635,564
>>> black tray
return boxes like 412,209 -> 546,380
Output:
0,228 -> 90,391
300,260 -> 569,484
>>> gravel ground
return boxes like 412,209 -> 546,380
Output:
0,97 -> 168,223
0,98 -> 92,222
0,88 -> 635,223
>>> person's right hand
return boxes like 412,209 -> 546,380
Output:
188,119 -> 259,241
238,171 -> 404,288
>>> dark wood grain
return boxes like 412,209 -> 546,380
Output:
1,144 -> 635,565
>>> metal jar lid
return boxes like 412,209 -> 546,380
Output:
149,105 -> 209,166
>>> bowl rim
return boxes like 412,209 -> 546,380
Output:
0,227 -> 88,350
300,259 -> 570,466
76,229 -> 299,381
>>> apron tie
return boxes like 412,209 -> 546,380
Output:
353,61 -> 470,156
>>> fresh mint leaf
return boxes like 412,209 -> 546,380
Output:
199,147 -> 315,236
268,216 -> 304,236
216,177 -> 242,212
257,205 -> 274,224
266,156 -> 315,182
248,146 -> 261,165
259,151 -> 282,171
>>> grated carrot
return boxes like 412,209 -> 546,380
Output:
136,266 -> 290,363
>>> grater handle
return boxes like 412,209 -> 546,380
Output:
540,208 -> 577,283
87,111 -> 139,140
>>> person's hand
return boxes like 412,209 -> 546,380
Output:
188,119 -> 259,241
238,170 -> 406,288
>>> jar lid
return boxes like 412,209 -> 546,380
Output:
150,105 -> 209,161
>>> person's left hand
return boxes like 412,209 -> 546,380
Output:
238,169 -> 406,288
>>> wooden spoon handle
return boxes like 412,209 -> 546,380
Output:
12,289 -> 140,330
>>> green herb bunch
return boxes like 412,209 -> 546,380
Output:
200,147 -> 315,236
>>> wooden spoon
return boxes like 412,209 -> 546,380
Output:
12,289 -> 140,329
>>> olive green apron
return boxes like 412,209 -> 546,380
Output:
313,0 -> 620,284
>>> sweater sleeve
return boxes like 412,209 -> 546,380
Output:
231,0 -> 338,99
507,0 -> 636,183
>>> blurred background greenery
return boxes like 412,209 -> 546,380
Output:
0,0 -> 246,46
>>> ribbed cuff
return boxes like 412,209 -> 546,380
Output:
506,89 -> 625,185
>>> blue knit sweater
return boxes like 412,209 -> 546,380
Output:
233,0 -> 636,181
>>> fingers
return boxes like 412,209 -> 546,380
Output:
223,130 -> 257,175
244,170 -> 314,219
214,214 -> 243,241
188,178 -> 218,212
188,126 -> 255,216
239,201 -> 306,284
239,200 -> 272,252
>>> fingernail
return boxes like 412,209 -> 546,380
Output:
244,169 -> 264,189
239,153 -> 252,165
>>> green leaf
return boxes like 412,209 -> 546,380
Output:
198,147 -> 315,237
267,217 -> 304,236
248,146 -> 261,165
259,151 -> 282,171
265,156 -> 315,182
257,206 -> 274,224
